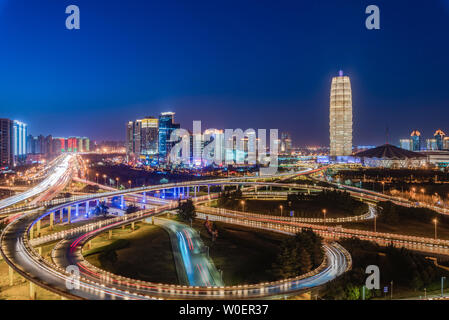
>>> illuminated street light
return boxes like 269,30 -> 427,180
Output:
322,209 -> 327,225
240,200 -> 245,212
280,205 -> 283,217
116,177 -> 119,189
95,173 -> 99,184
433,218 -> 438,239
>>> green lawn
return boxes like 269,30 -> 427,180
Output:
84,222 -> 178,284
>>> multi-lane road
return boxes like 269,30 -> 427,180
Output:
0,154 -> 74,210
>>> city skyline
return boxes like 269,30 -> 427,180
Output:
1,1 -> 449,145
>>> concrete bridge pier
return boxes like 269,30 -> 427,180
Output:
50,212 -> 54,230
59,209 -> 63,223
36,219 -> 41,237
194,186 -> 197,197
75,204 -> 79,217
207,185 -> 210,195
68,207 -> 72,224
108,230 -> 112,240
131,222 -> 135,231
143,191 -> 146,203
86,201 -> 90,216
29,281 -> 36,300
38,247 -> 42,256
120,195 -> 125,209
151,216 -> 155,225
9,266 -> 14,286
187,187 -> 189,198
29,225 -> 34,239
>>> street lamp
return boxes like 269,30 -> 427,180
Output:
442,277 -> 446,297
116,177 -> 119,189
420,188 -> 425,202
322,209 -> 327,225
280,205 -> 283,217
128,180 -> 132,189
102,174 -> 107,185
433,218 -> 438,239
240,200 -> 245,212
95,173 -> 99,184
381,181 -> 385,194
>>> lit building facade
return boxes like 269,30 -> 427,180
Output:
330,70 -> 352,156
434,129 -> 445,150
400,138 -> 413,151
0,118 -> 13,168
411,130 -> 422,151
12,120 -> 27,166
126,117 -> 159,162
158,112 -> 180,163
426,138 -> 438,151
280,132 -> 292,154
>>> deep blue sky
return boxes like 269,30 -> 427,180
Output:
0,0 -> 449,146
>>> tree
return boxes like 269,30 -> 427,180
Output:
178,199 -> 196,222
297,247 -> 312,274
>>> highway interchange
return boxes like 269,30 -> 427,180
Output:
1,160 -> 449,299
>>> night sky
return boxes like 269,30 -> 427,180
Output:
0,0 -> 448,146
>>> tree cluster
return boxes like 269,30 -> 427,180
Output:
271,228 -> 323,279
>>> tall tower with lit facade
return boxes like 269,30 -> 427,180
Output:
330,70 -> 352,156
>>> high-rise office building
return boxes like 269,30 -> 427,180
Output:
411,130 -> 422,151
400,138 -> 413,151
12,120 -> 27,166
140,117 -> 159,156
434,129 -> 445,150
329,70 -> 353,156
126,117 -> 159,162
158,112 -> 180,163
280,132 -> 292,154
444,137 -> 449,150
426,138 -> 438,151
0,118 -> 13,168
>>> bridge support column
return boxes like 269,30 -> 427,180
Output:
143,191 -> 146,203
9,266 -> 13,286
207,185 -> 210,195
68,206 -> 71,224
152,216 -> 155,225
120,195 -> 125,209
59,210 -> 62,223
307,189 -> 310,195
37,219 -> 41,237
255,186 -> 257,193
86,201 -> 90,216
269,186 -> 272,191
96,199 -> 100,206
221,185 -> 224,192
50,212 -> 54,230
75,204 -> 79,217
108,230 -> 112,240
187,187 -> 189,198
38,247 -> 42,256
30,225 -> 34,239
29,281 -> 36,300
194,186 -> 197,197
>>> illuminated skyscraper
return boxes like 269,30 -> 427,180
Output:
158,112 -> 180,163
410,130 -> 422,151
329,70 -> 352,156
0,118 -> 12,168
434,129 -> 445,150
12,120 -> 27,166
